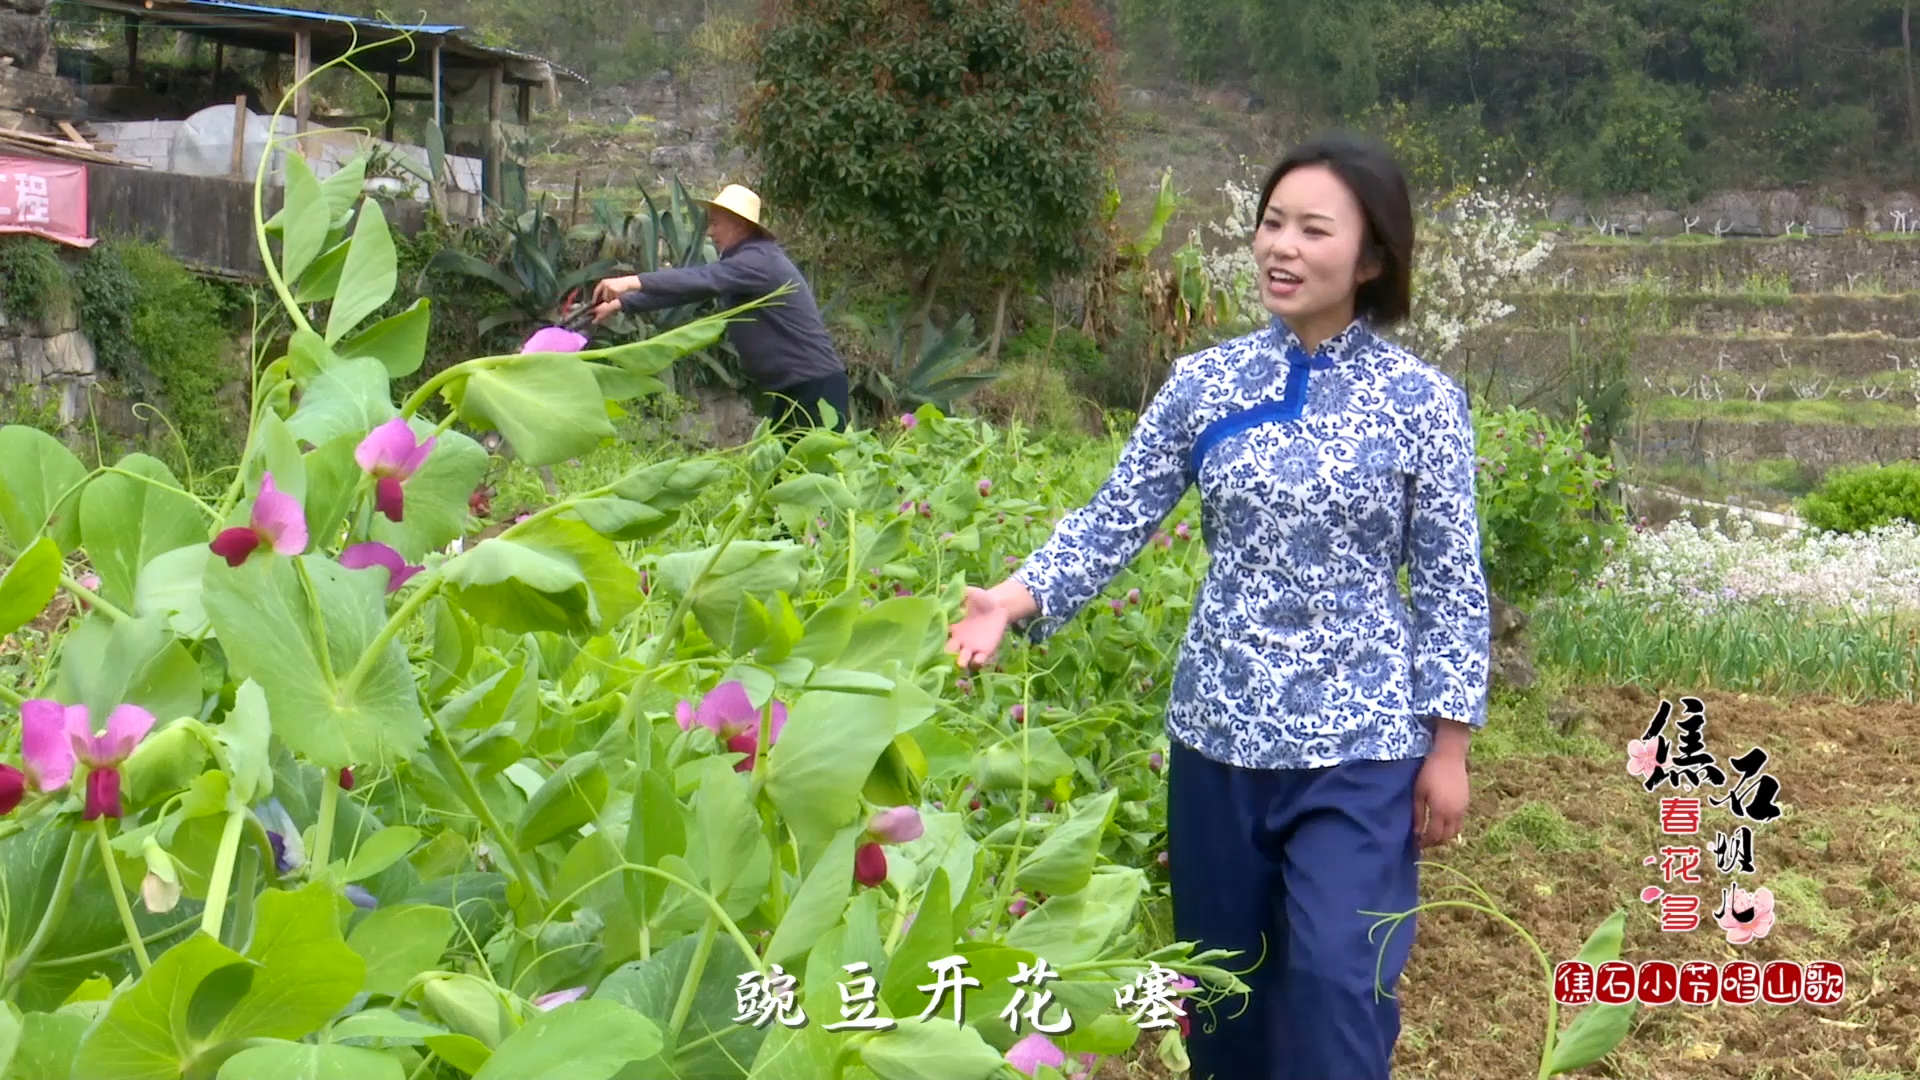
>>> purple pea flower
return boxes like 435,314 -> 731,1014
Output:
355,419 -> 437,523
339,542 -> 424,593
20,699 -> 156,820
210,472 -> 308,567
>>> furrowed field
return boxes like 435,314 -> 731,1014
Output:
2,145 -> 1919,1080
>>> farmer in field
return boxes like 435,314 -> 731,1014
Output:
947,133 -> 1491,1080
590,184 -> 850,432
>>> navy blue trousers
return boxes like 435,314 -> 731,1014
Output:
1168,740 -> 1423,1080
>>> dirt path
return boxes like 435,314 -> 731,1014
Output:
1112,684 -> 1920,1079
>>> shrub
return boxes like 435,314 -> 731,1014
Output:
1797,462 -> 1920,534
1473,402 -> 1625,605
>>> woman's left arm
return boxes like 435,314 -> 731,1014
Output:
1407,378 -> 1493,845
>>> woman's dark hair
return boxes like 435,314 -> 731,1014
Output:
1257,131 -> 1414,326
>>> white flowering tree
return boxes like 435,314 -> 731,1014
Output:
1400,180 -> 1555,362
1189,161 -> 1552,365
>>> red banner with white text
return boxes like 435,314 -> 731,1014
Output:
0,154 -> 93,248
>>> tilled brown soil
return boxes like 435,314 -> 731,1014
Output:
1105,685 -> 1920,1080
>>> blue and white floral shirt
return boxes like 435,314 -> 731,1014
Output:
1012,316 -> 1491,771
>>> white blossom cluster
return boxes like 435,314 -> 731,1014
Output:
1401,182 -> 1555,359
1590,516 -> 1920,618
1185,165 -> 1553,358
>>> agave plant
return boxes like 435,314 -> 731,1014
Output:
420,191 -> 618,339
846,305 -> 1004,418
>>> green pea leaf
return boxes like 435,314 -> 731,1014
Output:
277,153 -> 328,285
285,357 -> 398,449
1014,789 -> 1118,897
53,611 -> 202,726
202,554 -> 427,770
132,543 -> 211,639
0,535 -> 61,639
215,679 -> 275,805
347,904 -> 456,998
445,355 -> 614,468
342,826 -> 423,882
469,1000 -> 663,1080
1003,868 -> 1145,966
857,1017 -> 1008,1080
80,453 -> 206,613
217,1041 -> 404,1080
515,753 -> 609,849
764,690 -> 899,845
653,540 -> 806,653
337,298 -> 431,379
443,518 -> 639,636
763,823 -> 861,967
326,198 -> 398,345
0,424 -> 87,552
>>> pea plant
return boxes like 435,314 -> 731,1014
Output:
0,47 -> 1241,1080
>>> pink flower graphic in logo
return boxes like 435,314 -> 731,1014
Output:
1715,885 -> 1775,945
1626,737 -> 1660,779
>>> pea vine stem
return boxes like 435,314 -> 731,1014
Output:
200,807 -> 250,940
94,817 -> 152,973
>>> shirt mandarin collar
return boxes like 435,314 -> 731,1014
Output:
1268,316 -> 1374,370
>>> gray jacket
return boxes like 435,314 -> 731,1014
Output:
618,235 -> 845,391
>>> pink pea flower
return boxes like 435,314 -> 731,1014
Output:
1174,522 -> 1190,541
1109,598 -> 1124,615
521,326 -> 589,354
900,500 -> 914,514
1010,704 -> 1025,724
900,413 -> 918,429
1626,737 -> 1659,779
355,418 -> 437,524
339,542 -> 424,594
853,842 -> 889,887
853,806 -> 924,887
21,699 -> 156,820
1717,886 -> 1776,945
74,572 -> 101,612
338,766 -> 356,791
867,806 -> 924,845
0,765 -> 23,815
675,681 -> 787,773
978,478 -> 993,497
1008,894 -> 1030,918
210,472 -> 308,567
1006,1033 -> 1066,1076
533,985 -> 589,1010
1149,751 -> 1163,772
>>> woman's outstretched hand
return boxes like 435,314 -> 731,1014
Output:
947,581 -> 1038,670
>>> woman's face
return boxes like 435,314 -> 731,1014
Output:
1251,163 -> 1379,329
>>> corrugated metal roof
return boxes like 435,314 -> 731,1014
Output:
62,0 -> 587,84
161,0 -> 464,35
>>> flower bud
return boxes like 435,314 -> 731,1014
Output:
867,806 -> 925,845
853,842 -> 888,887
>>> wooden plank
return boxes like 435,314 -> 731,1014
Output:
56,122 -> 91,148
484,65 -> 503,201
292,31 -> 311,131
229,94 -> 246,176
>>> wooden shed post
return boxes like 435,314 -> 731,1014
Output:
485,65 -> 504,201
292,30 -> 312,133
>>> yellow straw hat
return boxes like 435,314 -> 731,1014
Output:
698,184 -> 771,235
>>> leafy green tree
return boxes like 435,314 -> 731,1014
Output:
740,0 -> 1120,332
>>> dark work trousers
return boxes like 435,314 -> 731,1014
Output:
759,371 -> 851,434
1168,739 -> 1423,1080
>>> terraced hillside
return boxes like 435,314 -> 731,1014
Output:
1459,235 -> 1920,510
